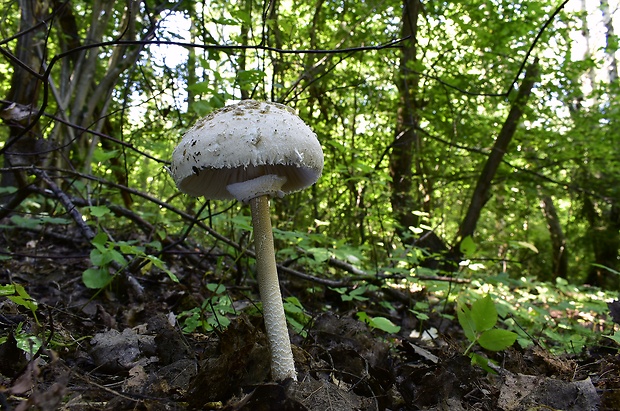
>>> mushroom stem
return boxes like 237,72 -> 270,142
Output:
249,195 -> 297,381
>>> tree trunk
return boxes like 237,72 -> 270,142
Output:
601,0 -> 618,82
266,0 -> 282,103
539,193 -> 568,280
389,0 -> 422,240
584,199 -> 620,289
0,0 -> 50,201
455,59 -> 540,248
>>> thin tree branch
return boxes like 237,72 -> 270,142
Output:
29,167 -> 96,241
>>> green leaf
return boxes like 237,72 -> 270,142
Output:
146,240 -> 163,251
283,296 -> 304,313
82,268 -> 113,289
88,205 -> 111,217
14,328 -> 42,354
108,249 -> 128,266
591,263 -> 620,276
307,247 -> 331,263
410,309 -> 430,321
514,241 -> 539,253
356,311 -> 372,325
470,295 -> 498,332
180,309 -> 201,333
0,284 -> 16,296
89,248 -> 104,266
119,243 -> 143,255
358,311 -> 400,333
231,214 -> 253,231
369,316 -> 401,334
187,81 -> 213,94
14,284 -> 31,299
9,215 -> 40,229
191,100 -> 213,116
92,232 -> 108,248
478,329 -> 518,351
231,9 -> 252,25
209,313 -> 230,330
286,316 -> 306,336
343,287 -> 369,302
148,255 -> 179,283
0,186 -> 17,194
1,284 -> 38,322
93,148 -> 119,163
236,69 -> 266,86
207,283 -> 226,294
459,235 -> 476,257
603,331 -> 620,346
457,305 -> 477,342
470,353 -> 497,374
7,296 -> 37,313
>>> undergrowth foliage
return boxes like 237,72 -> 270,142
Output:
1,185 -> 618,377
1,0 -> 620,407
457,295 -> 518,372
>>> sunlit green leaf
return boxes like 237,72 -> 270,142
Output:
89,205 -> 111,217
591,264 -> 620,276
478,329 -> 518,351
307,247 -> 331,263
0,284 -> 16,296
457,304 -> 477,342
471,295 -> 498,332
459,236 -> 477,257
373,317 -> 400,333
513,241 -> 539,253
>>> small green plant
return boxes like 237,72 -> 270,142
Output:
283,296 -> 311,337
0,284 -> 42,354
178,283 -> 234,333
331,284 -> 377,302
0,322 -> 43,354
477,274 -> 614,355
457,295 -> 518,372
410,301 -> 431,321
604,330 -> 620,347
82,231 -> 178,289
1,283 -> 39,324
332,286 -> 368,302
357,311 -> 401,334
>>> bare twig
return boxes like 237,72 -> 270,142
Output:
30,167 -> 96,241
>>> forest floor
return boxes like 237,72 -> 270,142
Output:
1,224 -> 619,411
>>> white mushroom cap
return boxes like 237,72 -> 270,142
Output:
170,100 -> 323,200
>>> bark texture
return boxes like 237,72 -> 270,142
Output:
389,0 -> 422,238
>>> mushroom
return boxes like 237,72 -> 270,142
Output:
169,100 -> 324,381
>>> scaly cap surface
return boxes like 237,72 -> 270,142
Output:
170,100 -> 323,200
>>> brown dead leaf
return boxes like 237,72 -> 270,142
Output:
123,364 -> 148,390
9,360 -> 40,395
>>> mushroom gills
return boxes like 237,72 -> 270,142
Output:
227,174 -> 287,203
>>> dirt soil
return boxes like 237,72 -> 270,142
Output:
1,225 -> 619,410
